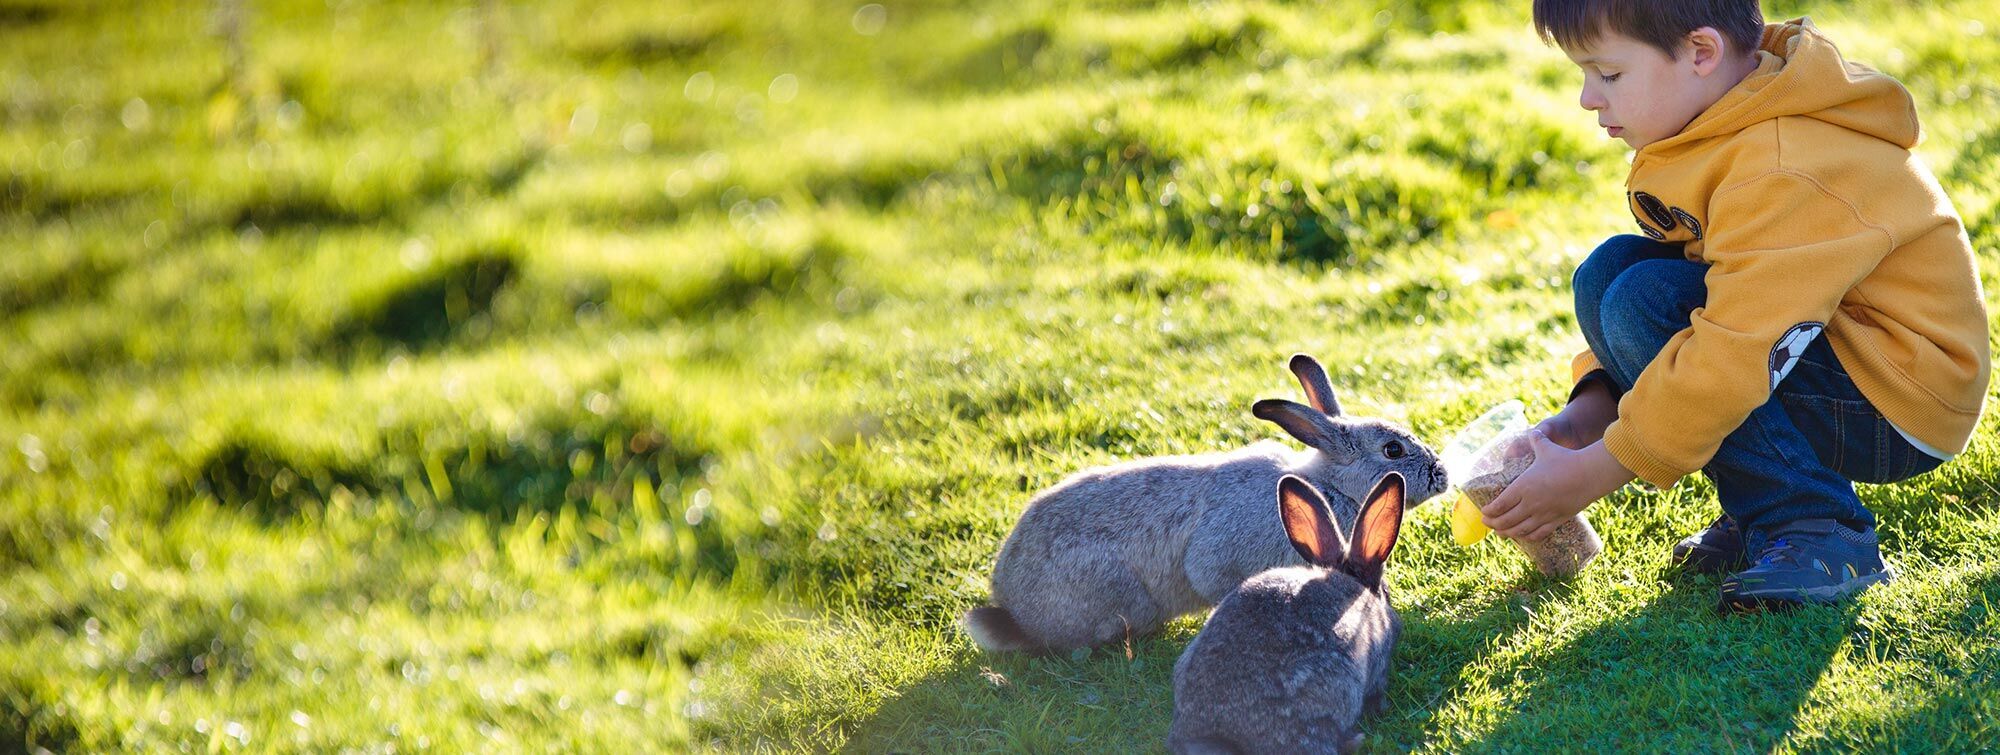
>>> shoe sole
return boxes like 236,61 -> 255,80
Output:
1718,566 -> 1897,613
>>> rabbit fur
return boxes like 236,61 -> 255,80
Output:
963,354 -> 1444,653
1167,473 -> 1407,755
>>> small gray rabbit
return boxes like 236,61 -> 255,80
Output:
963,354 -> 1445,653
1168,473 -> 1406,755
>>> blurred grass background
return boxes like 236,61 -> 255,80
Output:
2,0 -> 1997,751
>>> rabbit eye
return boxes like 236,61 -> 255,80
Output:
1383,441 -> 1406,459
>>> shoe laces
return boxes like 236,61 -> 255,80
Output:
1755,537 -> 1804,568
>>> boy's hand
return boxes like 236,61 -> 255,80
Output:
1535,414 -> 1587,451
1480,429 -> 1634,542
1538,381 -> 1618,450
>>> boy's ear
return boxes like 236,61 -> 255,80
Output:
1687,26 -> 1726,74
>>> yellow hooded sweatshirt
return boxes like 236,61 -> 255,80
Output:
1571,18 -> 1992,489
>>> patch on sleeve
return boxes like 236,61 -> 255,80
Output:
1669,207 -> 1703,240
1633,192 -> 1677,231
1768,323 -> 1825,390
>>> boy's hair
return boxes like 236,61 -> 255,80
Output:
1532,0 -> 1765,60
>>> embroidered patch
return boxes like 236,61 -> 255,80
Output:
1633,192 -> 1677,231
1670,207 -> 1703,240
1768,322 -> 1825,390
1637,222 -> 1667,240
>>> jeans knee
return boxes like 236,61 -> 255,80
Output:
1598,258 -> 1704,364
1573,235 -> 1658,299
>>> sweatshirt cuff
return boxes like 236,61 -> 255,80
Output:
1570,349 -> 1605,384
1601,419 -> 1687,489
1568,368 -> 1623,404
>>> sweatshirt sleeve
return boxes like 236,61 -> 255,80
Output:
1570,349 -> 1604,384
1599,170 -> 1894,488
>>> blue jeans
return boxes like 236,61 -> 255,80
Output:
1571,235 -> 1944,548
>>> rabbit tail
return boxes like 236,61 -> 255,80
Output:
963,605 -> 1041,653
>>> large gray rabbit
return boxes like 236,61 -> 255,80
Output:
963,354 -> 1445,653
1168,473 -> 1407,755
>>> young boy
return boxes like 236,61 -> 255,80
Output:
1479,1 -> 1992,610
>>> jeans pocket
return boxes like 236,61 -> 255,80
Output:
1888,435 -> 1948,483
1778,393 -> 1848,473
1851,405 -> 1947,485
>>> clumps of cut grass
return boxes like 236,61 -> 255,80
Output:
0,673 -> 81,752
535,209 -> 905,330
323,247 -> 519,356
987,107 -> 1470,268
177,408 -> 717,528
0,226 -> 130,318
0,171 -> 150,223
1410,95 -> 1604,193
219,143 -> 538,232
568,20 -> 733,67
0,1 -> 57,29
948,5 -> 1277,88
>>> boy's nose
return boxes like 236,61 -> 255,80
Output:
1579,86 -> 1607,112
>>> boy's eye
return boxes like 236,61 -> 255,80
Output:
1602,73 -> 1622,83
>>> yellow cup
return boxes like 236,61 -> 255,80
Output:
1450,491 -> 1492,546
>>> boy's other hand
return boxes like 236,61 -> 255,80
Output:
1536,415 -> 1588,450
1540,382 -> 1618,450
1480,429 -> 1634,542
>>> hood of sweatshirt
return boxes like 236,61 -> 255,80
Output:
1638,17 -> 1920,162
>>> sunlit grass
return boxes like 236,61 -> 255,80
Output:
4,0 -> 1999,751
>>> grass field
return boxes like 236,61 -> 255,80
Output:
3,0 -> 1998,751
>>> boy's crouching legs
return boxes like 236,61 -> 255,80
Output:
1590,256 -> 1892,610
1715,337 -> 1917,611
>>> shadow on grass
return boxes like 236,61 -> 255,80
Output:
843,626 -> 1186,752
1368,578 -> 1548,743
840,577 -> 1546,752
1788,564 -> 2000,748
837,557 -> 1578,752
785,488 -> 2000,751
1441,573 -> 1860,752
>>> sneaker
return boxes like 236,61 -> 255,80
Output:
1672,514 -> 1747,575
1719,519 -> 1895,612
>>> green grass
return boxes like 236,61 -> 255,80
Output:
4,0 -> 1999,751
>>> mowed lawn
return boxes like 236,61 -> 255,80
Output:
3,0 -> 1998,751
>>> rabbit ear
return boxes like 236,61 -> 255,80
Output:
1288,353 -> 1342,417
1252,399 -> 1357,462
1256,397 -> 1336,445
1344,472 -> 1406,590
1277,475 -> 1348,567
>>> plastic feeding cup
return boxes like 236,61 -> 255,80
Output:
1438,400 -> 1603,578
1439,400 -> 1528,547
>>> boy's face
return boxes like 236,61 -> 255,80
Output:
1563,31 -> 1717,151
